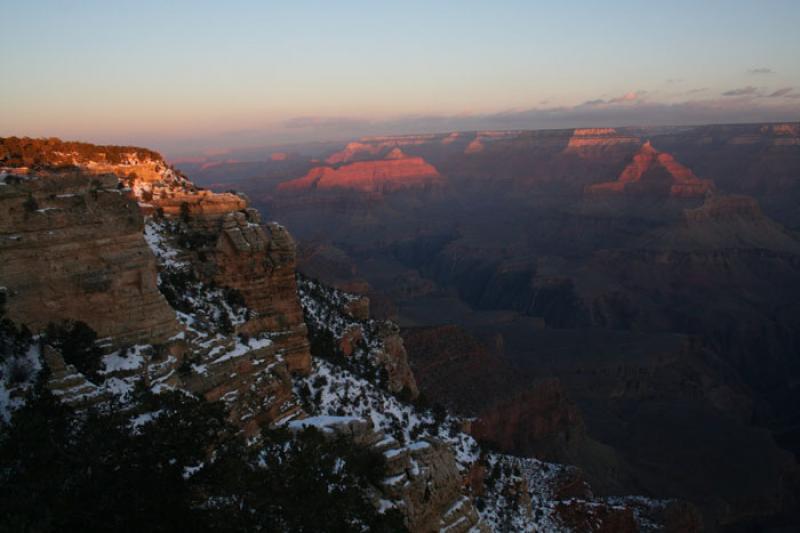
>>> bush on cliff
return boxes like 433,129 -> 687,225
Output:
44,320 -> 103,381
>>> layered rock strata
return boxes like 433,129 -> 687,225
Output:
278,150 -> 444,193
0,169 -> 180,346
585,141 -> 714,197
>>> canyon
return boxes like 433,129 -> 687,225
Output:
0,136 -> 695,532
180,122 -> 800,530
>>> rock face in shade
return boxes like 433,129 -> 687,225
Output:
0,170 -> 180,347
657,194 -> 800,253
585,141 -> 714,197
211,210 -> 311,374
278,150 -> 444,193
470,378 -> 585,459
403,325 -> 589,463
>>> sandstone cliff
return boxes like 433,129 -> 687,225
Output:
279,150 -> 444,193
1,138 -> 312,433
585,141 -> 714,197
0,169 -> 180,347
564,128 -> 640,157
0,137 -> 696,532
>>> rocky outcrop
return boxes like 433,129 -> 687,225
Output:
325,141 -> 385,164
180,334 -> 303,435
564,128 -> 640,157
372,321 -> 419,399
660,194 -> 800,253
212,210 -> 311,374
278,151 -> 444,193
151,190 -> 246,221
1,138 -> 313,434
464,138 -> 485,154
585,141 -> 714,197
287,415 -> 482,532
297,277 -> 418,398
0,169 -> 180,347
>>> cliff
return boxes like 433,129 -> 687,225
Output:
0,169 -> 180,347
564,128 -> 640,157
278,150 -> 444,193
585,141 -> 714,197
0,137 -> 697,532
651,194 -> 800,253
1,138 -> 312,433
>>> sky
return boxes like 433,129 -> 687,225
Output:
2,0 -> 800,157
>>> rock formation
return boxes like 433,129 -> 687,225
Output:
658,194 -> 800,253
564,128 -> 640,157
585,141 -> 714,197
325,141 -> 385,164
278,150 -> 444,193
464,138 -> 485,154
0,169 -> 180,347
210,211 -> 311,373
1,137 -> 313,433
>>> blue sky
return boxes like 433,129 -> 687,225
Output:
2,0 -> 799,155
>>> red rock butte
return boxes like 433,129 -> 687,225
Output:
464,138 -> 485,154
585,141 -> 714,197
278,149 -> 444,193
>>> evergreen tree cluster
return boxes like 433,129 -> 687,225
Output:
0,385 -> 407,532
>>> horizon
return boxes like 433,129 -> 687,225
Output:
2,1 -> 800,157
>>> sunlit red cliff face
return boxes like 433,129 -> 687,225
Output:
277,148 -> 444,193
585,141 -> 714,197
563,128 -> 641,157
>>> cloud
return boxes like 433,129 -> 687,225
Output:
722,86 -> 760,96
747,68 -> 773,75
686,88 -> 708,94
580,91 -> 645,107
664,78 -> 684,84
767,87 -> 793,98
283,97 -> 799,140
609,91 -> 643,104
161,95 -> 800,157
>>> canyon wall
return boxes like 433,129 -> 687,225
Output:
0,169 -> 180,347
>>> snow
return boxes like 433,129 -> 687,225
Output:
295,277 -> 481,471
183,462 -> 205,480
100,346 -> 147,374
129,409 -> 164,432
144,220 -> 186,269
0,343 -> 42,423
293,276 -> 679,532
210,336 -> 271,365
287,415 -> 362,433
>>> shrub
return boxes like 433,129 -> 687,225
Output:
44,320 -> 103,381
22,195 -> 38,212
179,201 -> 191,223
